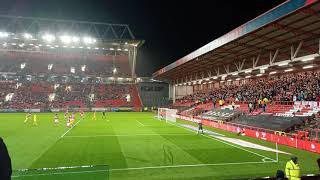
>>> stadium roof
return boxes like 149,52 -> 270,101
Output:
153,0 -> 320,84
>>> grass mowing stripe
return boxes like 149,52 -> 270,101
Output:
168,121 -> 276,162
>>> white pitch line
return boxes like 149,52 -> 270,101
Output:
136,120 -> 146,127
60,118 -> 82,138
63,133 -> 194,138
12,161 -> 274,177
11,169 -> 107,178
167,122 -> 276,162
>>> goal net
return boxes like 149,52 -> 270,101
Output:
157,108 -> 178,123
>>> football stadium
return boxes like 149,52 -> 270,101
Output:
1,0 -> 320,180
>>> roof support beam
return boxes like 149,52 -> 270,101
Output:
214,67 -> 220,77
269,49 -> 279,65
224,65 -> 230,74
291,41 -> 303,60
234,59 -> 246,72
252,55 -> 260,68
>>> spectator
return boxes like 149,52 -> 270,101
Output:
0,137 -> 12,180
275,170 -> 285,180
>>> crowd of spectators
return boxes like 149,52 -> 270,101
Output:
176,71 -> 320,106
0,80 -> 136,109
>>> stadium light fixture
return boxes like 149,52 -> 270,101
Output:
220,81 -> 225,83
87,47 -> 91,49
124,49 -> 128,51
227,79 -> 232,82
0,32 -> 9,38
48,64 -> 53,70
20,63 -> 26,69
70,67 -> 75,74
278,62 -> 288,66
42,34 -> 56,43
11,43 -> 16,46
232,72 -> 238,76
245,75 -> 251,79
303,65 -> 313,69
23,33 -> 32,39
213,76 -> 218,79
95,47 -> 99,50
269,71 -> 277,75
71,46 -> 75,48
301,57 -> 315,62
205,78 -> 210,81
208,81 -> 213,84
3,42 -> 7,47
83,37 -> 96,44
29,43 -> 34,46
256,74 -> 263,77
203,82 -> 207,84
55,45 -> 59,48
117,48 -> 122,51
260,66 -> 268,70
19,43 -> 24,48
81,65 -> 86,72
79,46 -> 83,49
236,78 -> 241,81
113,68 -> 117,74
245,69 -> 252,73
110,48 -> 115,50
72,36 -> 80,43
60,35 -> 72,44
284,68 -> 293,72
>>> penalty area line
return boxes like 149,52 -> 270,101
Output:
60,118 -> 82,138
136,120 -> 146,127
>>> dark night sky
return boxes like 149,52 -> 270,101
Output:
0,0 -> 286,76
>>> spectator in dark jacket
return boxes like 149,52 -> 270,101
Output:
0,137 -> 12,180
275,170 -> 285,180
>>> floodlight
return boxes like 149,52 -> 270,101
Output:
23,33 -> 32,39
0,32 -> 9,38
256,74 -> 263,77
42,34 -> 55,42
72,36 -> 80,43
245,75 -> 251,78
301,57 -> 314,62
269,71 -> 277,75
303,65 -> 313,69
20,63 -> 26,69
284,68 -> 293,72
83,37 -> 96,44
48,64 -> 53,70
60,35 -> 72,44
81,65 -> 86,72
278,62 -> 288,66
113,68 -> 117,74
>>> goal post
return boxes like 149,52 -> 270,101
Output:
157,108 -> 178,123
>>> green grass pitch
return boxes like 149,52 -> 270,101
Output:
0,112 -> 318,180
